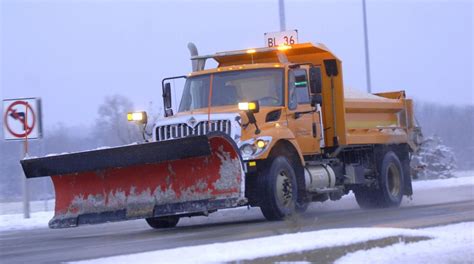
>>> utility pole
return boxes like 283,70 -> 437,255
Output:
278,0 -> 286,31
362,0 -> 372,93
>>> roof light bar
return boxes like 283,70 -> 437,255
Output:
191,46 -> 291,60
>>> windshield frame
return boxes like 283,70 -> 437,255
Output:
178,67 -> 285,112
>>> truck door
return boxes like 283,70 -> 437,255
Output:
287,67 -> 319,155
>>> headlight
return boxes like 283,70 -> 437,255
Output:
241,144 -> 255,156
238,136 -> 272,160
256,140 -> 266,148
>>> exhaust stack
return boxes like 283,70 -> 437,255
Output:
188,42 -> 206,72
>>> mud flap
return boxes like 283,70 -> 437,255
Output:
20,134 -> 245,228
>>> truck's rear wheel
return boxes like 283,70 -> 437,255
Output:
258,156 -> 297,220
145,216 -> 180,229
354,151 -> 404,208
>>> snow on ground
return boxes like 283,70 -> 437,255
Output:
73,227 -> 430,264
0,211 -> 53,232
335,222 -> 474,264
412,174 -> 474,190
0,199 -> 55,232
454,170 -> 474,178
73,222 -> 473,264
0,199 -> 54,215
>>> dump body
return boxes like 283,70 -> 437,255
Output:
344,89 -> 415,147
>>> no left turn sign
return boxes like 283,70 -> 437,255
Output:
2,98 -> 42,140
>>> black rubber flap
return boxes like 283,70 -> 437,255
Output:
21,136 -> 211,178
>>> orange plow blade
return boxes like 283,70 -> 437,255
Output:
21,134 -> 245,228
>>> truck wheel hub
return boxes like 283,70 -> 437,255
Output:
387,164 -> 401,197
276,170 -> 293,207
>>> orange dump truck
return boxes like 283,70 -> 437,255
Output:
21,37 -> 422,229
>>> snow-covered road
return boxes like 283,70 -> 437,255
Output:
73,222 -> 473,264
1,173 -> 472,232
0,172 -> 473,264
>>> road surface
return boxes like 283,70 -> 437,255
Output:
1,183 -> 473,263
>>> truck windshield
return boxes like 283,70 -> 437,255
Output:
178,69 -> 284,112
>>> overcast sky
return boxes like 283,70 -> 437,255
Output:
1,0 -> 473,129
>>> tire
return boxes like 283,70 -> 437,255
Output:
258,156 -> 298,220
145,216 -> 180,229
354,151 -> 404,209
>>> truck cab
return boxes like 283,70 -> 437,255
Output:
154,60 -> 324,162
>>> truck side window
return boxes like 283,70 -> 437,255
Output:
288,69 -> 310,110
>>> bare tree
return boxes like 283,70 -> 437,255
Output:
93,95 -> 142,146
143,101 -> 163,137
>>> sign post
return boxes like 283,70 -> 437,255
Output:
3,98 -> 42,219
20,143 -> 30,218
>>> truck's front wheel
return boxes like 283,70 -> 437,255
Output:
258,156 -> 297,220
354,151 -> 405,208
145,216 -> 180,229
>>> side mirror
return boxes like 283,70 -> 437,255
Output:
161,75 -> 186,117
311,94 -> 323,107
163,82 -> 173,117
323,59 -> 339,77
309,67 -> 322,94
163,83 -> 172,109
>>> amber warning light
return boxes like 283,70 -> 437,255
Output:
127,111 -> 148,124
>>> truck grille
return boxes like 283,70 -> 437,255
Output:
156,120 -> 232,141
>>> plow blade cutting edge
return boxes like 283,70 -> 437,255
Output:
20,134 -> 245,228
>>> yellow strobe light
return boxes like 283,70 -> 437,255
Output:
246,49 -> 256,54
277,45 -> 291,51
238,102 -> 249,110
127,111 -> 147,124
238,102 -> 257,111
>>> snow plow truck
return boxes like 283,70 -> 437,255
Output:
21,34 -> 423,229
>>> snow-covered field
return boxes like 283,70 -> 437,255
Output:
335,223 -> 474,264
0,198 -> 54,215
0,199 -> 54,232
412,173 -> 474,190
74,222 -> 473,264
0,171 -> 472,232
0,211 -> 53,232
